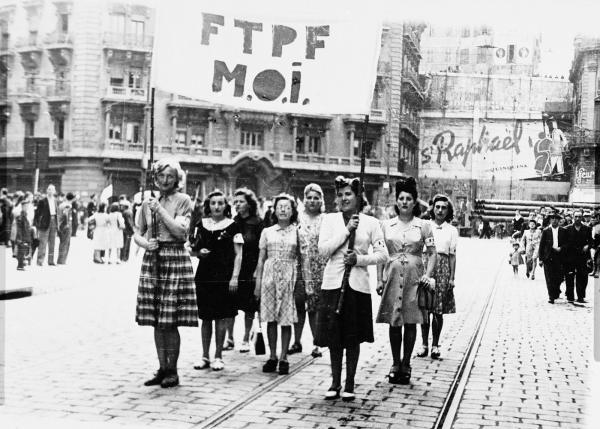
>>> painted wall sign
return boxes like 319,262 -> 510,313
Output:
419,118 -> 568,181
574,165 -> 595,185
152,1 -> 381,115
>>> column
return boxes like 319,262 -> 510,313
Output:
104,106 -> 111,149
379,127 -> 386,160
207,112 -> 214,148
324,128 -> 330,162
348,124 -> 355,159
170,109 -> 178,151
291,118 -> 298,155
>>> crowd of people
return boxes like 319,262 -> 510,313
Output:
510,207 -> 599,305
133,158 -> 459,401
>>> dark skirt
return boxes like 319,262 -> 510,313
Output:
235,278 -> 259,313
135,243 -> 199,328
314,287 -> 374,348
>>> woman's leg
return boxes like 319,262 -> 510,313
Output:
307,311 -> 317,343
201,320 -> 212,360
418,313 -> 430,355
401,324 -> 417,369
280,325 -> 291,361
389,326 -> 403,367
329,345 -> 343,389
242,311 -> 254,343
431,314 -> 444,348
266,322 -> 278,360
291,305 -> 306,350
531,258 -> 537,277
215,319 -> 227,359
345,344 -> 360,392
224,317 -> 235,346
154,327 -> 167,370
164,328 -> 180,371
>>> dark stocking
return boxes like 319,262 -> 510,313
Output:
345,344 -> 360,392
201,320 -> 213,359
420,313 -> 430,348
164,328 -> 180,372
432,314 -> 443,347
389,326 -> 403,367
153,328 -> 167,370
329,345 -> 343,389
267,322 -> 278,360
402,324 -> 416,369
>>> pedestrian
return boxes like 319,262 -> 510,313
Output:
14,195 -> 35,271
509,241 -> 523,276
563,210 -> 593,304
512,209 -> 524,238
520,219 -> 541,279
119,196 -> 135,262
57,192 -> 75,264
289,183 -> 327,358
316,176 -> 388,400
538,210 -> 567,304
479,218 -> 492,239
592,213 -> 600,278
254,194 -> 301,376
192,190 -> 243,371
0,187 -> 13,246
89,202 -> 110,263
376,177 -> 436,385
227,188 -> 263,353
33,184 -> 59,266
107,202 -> 125,263
70,196 -> 79,237
417,194 -> 457,361
134,158 -> 198,388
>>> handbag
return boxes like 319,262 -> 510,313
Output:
252,317 -> 266,355
417,279 -> 435,311
87,218 -> 96,240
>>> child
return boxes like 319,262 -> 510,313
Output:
509,241 -> 524,276
15,196 -> 35,271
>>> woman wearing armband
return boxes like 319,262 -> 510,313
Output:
315,176 -> 388,401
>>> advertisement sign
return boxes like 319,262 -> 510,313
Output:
152,0 -> 381,115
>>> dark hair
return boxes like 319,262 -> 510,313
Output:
334,176 -> 369,210
428,194 -> 454,223
271,193 -> 298,224
233,187 -> 258,217
109,202 -> 120,213
98,202 -> 107,213
394,200 -> 421,217
66,192 -> 75,201
203,190 -> 232,218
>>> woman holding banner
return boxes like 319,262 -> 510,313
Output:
316,176 -> 388,401
134,158 -> 198,389
376,177 -> 437,385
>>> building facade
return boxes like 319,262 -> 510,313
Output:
1,1 -> 425,208
568,36 -> 600,203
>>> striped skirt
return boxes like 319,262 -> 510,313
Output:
135,243 -> 199,328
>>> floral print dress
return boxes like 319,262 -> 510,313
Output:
298,212 -> 327,313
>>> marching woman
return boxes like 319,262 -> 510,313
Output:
316,176 -> 388,401
254,194 -> 300,375
376,177 -> 436,385
193,190 -> 243,371
228,187 -> 263,353
290,183 -> 328,358
417,194 -> 457,360
134,158 -> 198,388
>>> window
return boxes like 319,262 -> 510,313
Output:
128,70 -> 142,89
461,28 -> 471,38
307,136 -> 320,154
109,123 -> 121,141
597,76 -> 600,97
460,49 -> 469,65
110,76 -> 124,87
477,47 -> 487,64
295,136 -> 304,153
110,14 -> 126,34
55,118 -> 65,140
190,129 -> 204,146
25,75 -> 36,93
126,123 -> 140,144
353,138 -> 375,158
59,13 -> 69,33
175,127 -> 187,145
1,28 -> 8,50
445,48 -> 452,63
25,120 -> 35,137
241,126 -> 263,148
28,30 -> 37,45
130,19 -> 145,41
1,120 -> 6,141
507,44 -> 515,64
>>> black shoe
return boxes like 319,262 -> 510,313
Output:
341,390 -> 355,402
388,365 -> 400,384
324,386 -> 341,400
278,360 -> 289,375
160,370 -> 179,388
144,368 -> 166,386
48,262 -> 56,266
288,343 -> 302,355
398,365 -> 411,385
548,299 -> 555,304
577,299 -> 588,304
262,358 -> 278,373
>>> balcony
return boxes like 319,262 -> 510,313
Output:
15,86 -> 43,102
44,31 -> 73,47
400,114 -> 420,138
46,85 -> 71,101
401,68 -> 424,100
344,108 -> 388,124
403,32 -> 422,60
567,130 -> 600,148
103,32 -> 153,52
15,36 -> 42,53
103,86 -> 147,103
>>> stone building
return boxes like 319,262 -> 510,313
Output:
568,36 -> 600,203
1,0 -> 425,208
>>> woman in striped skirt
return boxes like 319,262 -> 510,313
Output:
134,158 -> 198,388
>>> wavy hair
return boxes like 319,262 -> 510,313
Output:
152,158 -> 186,191
203,190 -> 232,218
233,187 -> 258,217
428,194 -> 454,223
303,183 -> 325,213
271,193 -> 298,225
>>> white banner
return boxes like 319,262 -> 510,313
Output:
152,1 -> 381,115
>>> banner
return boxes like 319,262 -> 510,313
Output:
100,185 -> 113,204
152,1 -> 381,115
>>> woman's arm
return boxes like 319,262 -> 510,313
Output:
229,242 -> 243,293
156,205 -> 188,240
318,214 -> 351,258
253,248 -> 267,300
355,218 -> 388,266
425,246 -> 437,278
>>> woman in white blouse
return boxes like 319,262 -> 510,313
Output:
417,194 -> 458,360
316,176 -> 388,401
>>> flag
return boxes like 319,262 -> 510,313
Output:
100,185 -> 113,204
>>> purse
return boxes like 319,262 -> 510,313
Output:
252,317 -> 266,355
87,218 -> 96,240
417,279 -> 435,311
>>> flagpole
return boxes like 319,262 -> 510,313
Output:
336,113 -> 369,315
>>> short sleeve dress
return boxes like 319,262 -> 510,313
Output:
376,217 -> 435,326
234,214 -> 264,313
297,212 -> 327,313
194,218 -> 244,321
259,224 -> 298,326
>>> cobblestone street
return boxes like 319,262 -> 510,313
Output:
0,236 -> 596,428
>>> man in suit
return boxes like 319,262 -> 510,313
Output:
34,184 -> 59,266
563,210 -> 593,304
538,210 -> 567,304
57,192 -> 75,264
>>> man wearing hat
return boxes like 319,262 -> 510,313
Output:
538,209 -> 567,304
563,210 -> 593,304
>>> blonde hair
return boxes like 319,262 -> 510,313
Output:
303,183 -> 325,213
152,158 -> 185,191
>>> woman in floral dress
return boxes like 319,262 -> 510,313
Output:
376,177 -> 437,385
520,218 -> 541,280
254,194 -> 299,375
417,194 -> 457,360
290,183 -> 328,358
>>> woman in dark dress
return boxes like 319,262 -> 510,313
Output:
193,190 -> 243,371
224,188 -> 263,353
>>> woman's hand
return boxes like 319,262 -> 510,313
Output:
346,214 -> 360,232
146,238 -> 159,251
420,275 -> 435,290
449,279 -> 455,289
343,250 -> 357,266
376,280 -> 384,296
199,248 -> 211,259
229,277 -> 238,294
254,282 -> 261,301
